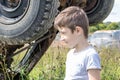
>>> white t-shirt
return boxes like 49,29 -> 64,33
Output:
64,46 -> 101,80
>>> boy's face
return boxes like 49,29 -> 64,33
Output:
58,26 -> 82,48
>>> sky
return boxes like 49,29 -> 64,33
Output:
104,0 -> 120,22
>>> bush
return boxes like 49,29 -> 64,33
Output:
89,22 -> 120,33
97,23 -> 107,30
89,26 -> 98,32
106,22 -> 119,30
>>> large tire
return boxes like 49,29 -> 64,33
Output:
84,0 -> 114,25
0,0 -> 59,45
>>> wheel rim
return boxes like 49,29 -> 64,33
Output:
83,0 -> 100,14
0,0 -> 29,25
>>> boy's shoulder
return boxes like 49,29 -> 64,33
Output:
67,46 -> 98,57
85,46 -> 98,56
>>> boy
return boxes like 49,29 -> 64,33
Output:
54,6 -> 101,80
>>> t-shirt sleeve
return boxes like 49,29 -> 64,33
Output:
86,53 -> 101,70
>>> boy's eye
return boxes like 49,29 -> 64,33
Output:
59,31 -> 64,34
61,32 -> 65,34
61,32 -> 66,35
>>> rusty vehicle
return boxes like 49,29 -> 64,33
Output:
0,0 -> 114,79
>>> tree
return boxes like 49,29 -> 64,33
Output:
89,26 -> 98,33
106,22 -> 119,30
97,23 -> 107,30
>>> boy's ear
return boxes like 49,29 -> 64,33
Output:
75,26 -> 83,35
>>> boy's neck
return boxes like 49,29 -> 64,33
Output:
74,39 -> 89,53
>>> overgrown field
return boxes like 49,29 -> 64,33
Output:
28,46 -> 120,80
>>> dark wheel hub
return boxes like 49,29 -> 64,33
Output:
0,0 -> 28,19
3,0 -> 20,8
84,0 -> 99,14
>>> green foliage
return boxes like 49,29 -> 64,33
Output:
89,22 -> 120,33
100,48 -> 120,80
106,22 -> 119,30
117,22 -> 120,29
97,23 -> 107,30
89,26 -> 98,32
29,47 -> 69,80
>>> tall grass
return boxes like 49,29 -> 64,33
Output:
10,45 -> 120,80
29,47 -> 69,80
28,46 -> 120,80
100,48 -> 120,80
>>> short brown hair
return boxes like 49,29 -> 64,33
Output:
54,6 -> 89,38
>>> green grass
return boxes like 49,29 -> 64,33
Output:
11,46 -> 120,80
100,48 -> 120,80
28,47 -> 120,80
29,47 -> 69,80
